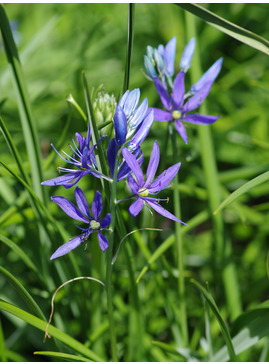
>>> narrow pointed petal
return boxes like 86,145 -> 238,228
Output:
97,231 -> 109,252
50,235 -> 84,260
128,110 -> 154,151
175,119 -> 188,144
129,198 -> 144,217
129,98 -> 148,129
182,82 -> 212,113
144,55 -> 157,80
122,147 -> 144,186
150,107 -> 173,122
75,132 -> 84,150
154,77 -> 172,111
145,141 -> 160,186
74,186 -> 91,218
164,36 -> 176,76
172,71 -> 185,110
85,122 -> 91,148
123,89 -> 140,117
118,148 -> 143,181
114,106 -> 127,146
127,174 -> 139,194
107,138 -> 117,177
118,90 -> 129,109
146,199 -> 187,224
191,57 -> 223,93
180,37 -> 196,72
100,213 -> 111,228
183,113 -> 220,125
41,171 -> 82,186
150,162 -> 181,193
92,190 -> 103,220
51,196 -> 90,223
157,44 -> 164,57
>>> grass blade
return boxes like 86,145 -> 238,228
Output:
0,319 -> 6,362
214,171 -> 269,215
34,351 -> 91,362
177,3 -> 269,55
0,301 -> 104,362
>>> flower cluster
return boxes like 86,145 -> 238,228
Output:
42,35 -> 222,261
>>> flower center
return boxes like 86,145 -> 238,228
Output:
138,188 -> 149,197
172,110 -> 181,119
90,220 -> 100,230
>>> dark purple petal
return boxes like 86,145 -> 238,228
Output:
128,109 -> 154,151
175,120 -> 188,144
172,71 -> 185,110
50,235 -> 84,260
180,37 -> 196,72
127,174 -> 139,194
191,57 -> 223,93
164,36 -> 176,76
100,213 -> 111,228
154,77 -> 172,111
75,132 -> 84,151
150,162 -> 181,193
85,122 -> 91,149
183,113 -> 220,125
74,186 -> 92,219
182,82 -> 212,113
114,106 -> 127,146
97,231 -> 109,252
107,138 -> 117,177
92,190 -> 103,221
146,199 -> 187,224
145,141 -> 160,186
129,198 -> 144,217
51,195 -> 90,223
150,107 -> 173,122
122,147 -> 144,186
118,148 -> 143,181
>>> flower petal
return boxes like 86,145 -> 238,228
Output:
129,198 -> 144,217
123,89 -> 140,118
114,106 -> 127,146
146,199 -> 186,224
50,235 -> 84,260
118,148 -> 143,181
145,141 -> 160,186
150,162 -> 181,193
100,213 -> 111,228
172,71 -> 185,110
180,37 -> 196,72
175,119 -> 188,144
183,113 -> 220,125
182,82 -> 212,113
118,90 -> 129,109
41,171 -> 82,186
74,186 -> 92,219
191,57 -> 223,93
144,55 -> 157,80
128,97 -> 148,129
107,138 -> 117,177
127,174 -> 139,194
128,109 -> 154,151
164,36 -> 176,76
122,147 -> 144,186
154,77 -> 172,111
97,231 -> 109,252
150,107 -> 173,122
51,195 -> 90,223
92,190 -> 103,220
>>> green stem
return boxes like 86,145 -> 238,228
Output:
123,4 -> 135,93
170,124 -> 189,347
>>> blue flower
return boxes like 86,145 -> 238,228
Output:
151,69 -> 221,144
50,186 -> 111,260
122,141 -> 186,224
180,37 -> 196,72
41,123 -> 106,188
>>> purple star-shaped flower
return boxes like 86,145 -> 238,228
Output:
50,186 -> 111,260
151,70 -> 221,144
122,141 -> 186,224
42,123 -> 104,188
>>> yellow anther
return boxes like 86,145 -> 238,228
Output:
90,220 -> 100,230
172,110 -> 181,119
138,188 -> 149,197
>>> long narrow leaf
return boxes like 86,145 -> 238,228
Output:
190,279 -> 237,361
34,351 -> 91,362
0,301 -> 104,362
177,4 -> 269,55
214,171 -> 269,215
123,4 -> 135,92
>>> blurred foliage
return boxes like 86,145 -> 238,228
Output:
0,3 -> 269,361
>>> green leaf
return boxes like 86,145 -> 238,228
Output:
213,306 -> 269,361
0,318 -> 6,362
0,301 -> 104,362
214,171 -> 269,215
176,4 -> 269,55
34,351 -> 91,362
190,279 -> 237,361
0,266 -> 45,320
152,341 -> 200,361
